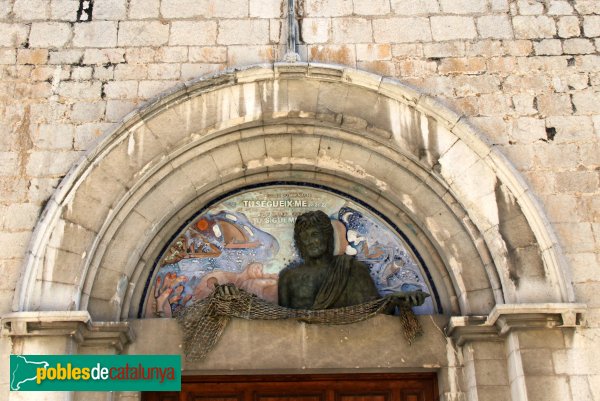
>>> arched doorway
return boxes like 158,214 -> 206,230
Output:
8,64 -> 582,401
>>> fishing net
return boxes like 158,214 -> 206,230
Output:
175,285 -> 423,360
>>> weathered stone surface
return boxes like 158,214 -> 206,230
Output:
94,0 -> 127,20
29,22 -> 72,48
440,0 -> 487,14
83,48 -> 125,65
332,18 -> 373,44
513,16 -> 557,39
583,16 -> 600,38
557,16 -> 581,38
160,0 -> 205,18
305,0 -> 353,17
0,23 -> 29,47
249,0 -> 282,18
129,0 -> 160,19
0,2 -> 599,399
170,21 -> 218,46
533,39 -> 562,56
218,20 -> 270,45
373,17 -> 432,43
118,21 -> 170,47
431,16 -> 477,41
563,39 -> 596,55
354,0 -> 390,15
73,21 -> 118,48
390,0 -> 439,15
13,0 -> 49,20
301,18 -> 331,44
50,0 -> 79,21
477,16 -> 514,39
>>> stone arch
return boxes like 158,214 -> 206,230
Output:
15,64 -> 575,320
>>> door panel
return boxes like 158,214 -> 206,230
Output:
142,373 -> 437,401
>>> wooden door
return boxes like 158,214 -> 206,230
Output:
143,373 -> 437,401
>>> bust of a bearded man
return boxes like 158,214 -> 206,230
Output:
278,210 -> 427,310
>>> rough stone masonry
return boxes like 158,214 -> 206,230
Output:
0,1 -> 599,401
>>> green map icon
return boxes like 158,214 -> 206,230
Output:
10,355 -> 49,390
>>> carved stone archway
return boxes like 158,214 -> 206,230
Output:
15,64 -> 574,320
4,63 -> 586,401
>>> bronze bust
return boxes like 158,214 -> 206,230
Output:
278,210 -> 428,310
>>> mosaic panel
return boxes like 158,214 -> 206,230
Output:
144,186 -> 435,317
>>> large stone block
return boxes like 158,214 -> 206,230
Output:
13,0 -> 48,20
533,39 -> 563,55
305,0 -> 353,17
180,63 -> 223,80
526,376 -> 571,401
16,49 -> 48,65
249,0 -> 282,18
50,0 -> 79,21
439,57 -> 486,75
583,16 -> 600,37
477,16 -> 513,39
29,22 -> 72,48
517,0 -> 544,15
218,20 -> 270,45
0,231 -> 30,259
431,16 -> 477,41
74,122 -> 114,150
114,64 -> 148,80
94,0 -> 127,20
0,23 -> 29,47
118,21 -> 170,47
188,46 -> 226,63
129,0 -> 160,19
557,16 -> 581,38
354,0 -> 389,15
390,0 -> 439,15
373,17 -> 432,43
548,0 -> 574,15
203,0 -> 248,18
332,18 -> 373,44
157,46 -> 188,62
563,38 -> 596,54
513,16 -> 556,39
103,80 -> 139,100
138,80 -> 180,100
147,63 -> 180,80
73,21 -> 118,48
33,123 -> 74,150
575,1 -> 600,14
26,150 -> 82,177
126,47 -> 157,64
0,49 -> 15,64
161,0 -> 205,18
170,21 -> 217,46
536,93 -> 573,116
356,44 -> 391,61
424,42 -> 465,58
48,49 -> 83,64
308,44 -> 356,66
568,375 -> 594,401
572,90 -> 600,115
105,100 -> 138,122
440,0 -> 487,13
1,203 -> 40,231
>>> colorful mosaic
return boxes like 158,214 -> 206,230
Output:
144,186 -> 435,317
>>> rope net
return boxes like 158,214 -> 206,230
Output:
176,286 -> 423,360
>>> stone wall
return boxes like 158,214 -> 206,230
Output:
0,1 -> 599,400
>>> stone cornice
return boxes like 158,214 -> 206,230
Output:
445,303 -> 587,345
1,311 -> 135,352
